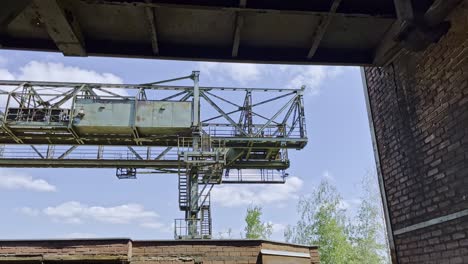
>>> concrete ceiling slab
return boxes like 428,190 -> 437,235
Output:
0,0 -> 442,65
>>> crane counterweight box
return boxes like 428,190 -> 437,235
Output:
135,101 -> 192,134
73,99 -> 192,135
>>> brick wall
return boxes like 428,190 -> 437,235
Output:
0,239 -> 320,264
132,240 -> 260,264
0,239 -> 130,262
261,242 -> 320,264
132,240 -> 319,264
363,0 -> 468,263
395,217 -> 468,263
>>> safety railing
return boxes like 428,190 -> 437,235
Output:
202,123 -> 304,139
174,218 -> 211,239
222,169 -> 288,184
0,145 -> 180,161
5,108 -> 71,124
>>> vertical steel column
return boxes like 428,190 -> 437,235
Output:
245,91 -> 253,135
97,146 -> 104,159
188,71 -> 201,238
46,145 -> 55,159
298,86 -> 306,138
192,71 -> 200,128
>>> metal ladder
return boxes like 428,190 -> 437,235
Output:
200,195 -> 212,238
178,171 -> 188,210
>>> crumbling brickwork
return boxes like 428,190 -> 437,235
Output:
0,239 -> 320,264
0,239 -> 130,262
364,1 -> 468,263
132,240 -> 261,263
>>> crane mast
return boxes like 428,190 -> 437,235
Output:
0,71 -> 307,239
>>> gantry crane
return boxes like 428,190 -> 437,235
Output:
0,71 -> 307,239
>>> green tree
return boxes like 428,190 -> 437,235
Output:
285,175 -> 391,264
350,172 -> 391,264
244,205 -> 272,239
285,180 -> 355,264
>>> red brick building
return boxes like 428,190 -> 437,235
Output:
362,1 -> 468,262
0,239 -> 320,264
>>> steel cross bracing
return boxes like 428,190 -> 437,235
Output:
0,71 -> 308,239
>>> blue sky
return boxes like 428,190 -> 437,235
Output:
0,50 -> 376,240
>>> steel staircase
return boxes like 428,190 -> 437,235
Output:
200,194 -> 212,238
175,136 -> 225,239
178,171 -> 188,210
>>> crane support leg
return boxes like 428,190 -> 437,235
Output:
188,171 -> 199,237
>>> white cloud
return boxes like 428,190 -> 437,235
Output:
23,201 -> 167,230
197,62 -> 345,96
0,68 -> 15,80
43,201 -> 160,226
286,66 -> 344,95
0,60 -> 122,83
211,176 -> 303,207
0,170 -> 56,192
17,61 -> 122,83
0,61 -> 125,108
198,62 -> 261,85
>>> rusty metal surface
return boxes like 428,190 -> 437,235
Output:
135,101 -> 192,134
73,99 -> 192,135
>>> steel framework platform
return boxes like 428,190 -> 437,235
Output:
0,71 -> 307,239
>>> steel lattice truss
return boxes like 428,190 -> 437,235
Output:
0,71 -> 308,239
0,72 -> 307,174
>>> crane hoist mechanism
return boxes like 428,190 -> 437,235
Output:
0,71 -> 307,239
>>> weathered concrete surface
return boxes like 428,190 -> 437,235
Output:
363,0 -> 468,263
0,0 -> 399,65
0,239 -> 320,263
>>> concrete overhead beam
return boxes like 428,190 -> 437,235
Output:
0,0 -> 31,47
231,0 -> 247,58
307,0 -> 342,59
83,0 -> 396,19
144,5 -> 159,55
372,21 -> 404,66
33,0 -> 86,56
0,0 -> 30,29
393,0 -> 414,21
231,14 -> 243,57
231,0 -> 246,57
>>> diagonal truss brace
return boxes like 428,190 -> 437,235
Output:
200,91 -> 248,136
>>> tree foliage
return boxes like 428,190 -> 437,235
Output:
285,174 -> 390,264
285,180 -> 355,263
244,205 -> 272,239
350,172 -> 391,263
